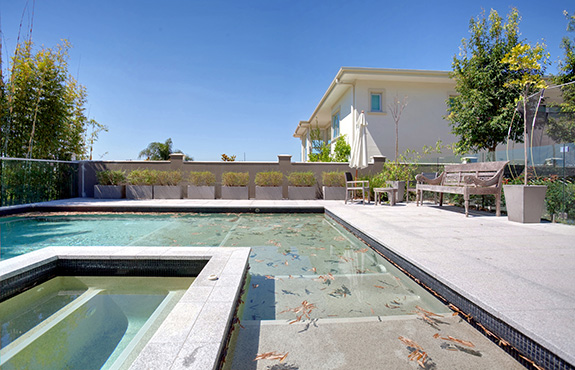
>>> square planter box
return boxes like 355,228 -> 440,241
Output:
388,181 -> 406,203
504,185 -> 547,223
126,185 -> 153,200
255,186 -> 282,200
221,186 -> 248,200
288,186 -> 316,200
153,185 -> 181,199
187,185 -> 215,199
94,185 -> 124,199
322,186 -> 345,200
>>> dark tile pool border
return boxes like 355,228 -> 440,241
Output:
0,203 -> 325,217
0,247 -> 250,370
326,208 -> 574,370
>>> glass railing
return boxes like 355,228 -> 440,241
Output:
0,158 -> 79,207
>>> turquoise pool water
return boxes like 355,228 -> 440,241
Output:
1,213 -> 448,319
0,276 -> 193,370
1,213 -> 522,369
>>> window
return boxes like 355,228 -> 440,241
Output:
369,90 -> 386,113
371,93 -> 382,112
331,111 -> 340,139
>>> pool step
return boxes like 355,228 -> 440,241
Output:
0,288 -> 102,366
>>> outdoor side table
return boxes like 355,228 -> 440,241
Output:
374,187 -> 397,206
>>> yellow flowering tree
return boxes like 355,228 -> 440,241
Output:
501,42 -> 549,184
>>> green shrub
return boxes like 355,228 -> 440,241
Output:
96,170 -> 126,185
156,171 -> 182,186
288,172 -> 316,187
322,172 -> 345,187
255,171 -> 283,187
127,169 -> 158,186
222,172 -> 249,187
188,171 -> 216,186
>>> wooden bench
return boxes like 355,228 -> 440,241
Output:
415,161 -> 508,217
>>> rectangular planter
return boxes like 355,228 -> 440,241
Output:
288,186 -> 316,200
126,185 -> 153,200
187,185 -> 215,199
153,185 -> 181,199
388,181 -> 406,203
255,186 -> 282,200
503,185 -> 547,223
221,186 -> 248,200
94,185 -> 124,199
322,186 -> 345,200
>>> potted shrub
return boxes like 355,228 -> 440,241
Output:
154,170 -> 182,199
379,161 -> 410,203
94,170 -> 126,199
126,169 -> 157,199
322,172 -> 346,200
501,42 -> 548,223
255,171 -> 283,200
221,172 -> 249,199
187,171 -> 216,199
288,171 -> 317,200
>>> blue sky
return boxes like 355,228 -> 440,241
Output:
1,0 -> 573,161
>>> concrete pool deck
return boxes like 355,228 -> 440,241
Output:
2,197 -> 574,369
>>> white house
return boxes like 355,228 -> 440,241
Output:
294,67 -> 458,162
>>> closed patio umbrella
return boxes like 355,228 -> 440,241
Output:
349,110 -> 368,177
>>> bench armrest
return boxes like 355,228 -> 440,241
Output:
415,172 -> 443,185
463,168 -> 504,187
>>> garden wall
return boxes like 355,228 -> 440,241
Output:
80,154 -> 386,199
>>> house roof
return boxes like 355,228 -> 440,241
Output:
294,67 -> 453,138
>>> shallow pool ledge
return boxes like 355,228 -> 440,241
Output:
0,246 -> 251,370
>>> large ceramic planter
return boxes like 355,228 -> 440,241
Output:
94,185 -> 124,199
389,181 -> 406,202
126,185 -> 153,200
187,185 -> 215,199
255,186 -> 282,200
153,185 -> 181,199
288,186 -> 316,200
322,186 -> 345,200
503,185 -> 547,223
221,186 -> 248,200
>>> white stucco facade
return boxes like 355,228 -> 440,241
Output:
294,67 -> 458,162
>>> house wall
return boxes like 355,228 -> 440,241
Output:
353,80 -> 457,161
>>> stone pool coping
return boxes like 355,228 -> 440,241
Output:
0,246 -> 250,370
1,197 -> 574,369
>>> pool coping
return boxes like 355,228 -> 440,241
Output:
0,246 -> 250,370
1,198 -> 574,370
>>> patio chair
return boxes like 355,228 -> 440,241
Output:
345,172 -> 369,205
406,172 -> 438,203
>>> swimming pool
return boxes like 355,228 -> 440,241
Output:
0,212 -> 524,369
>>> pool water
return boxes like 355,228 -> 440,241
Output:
0,276 -> 194,370
0,213 -> 523,369
1,213 -> 446,319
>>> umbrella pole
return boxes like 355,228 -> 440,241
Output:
355,169 -> 358,180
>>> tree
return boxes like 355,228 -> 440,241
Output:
0,40 -> 102,160
501,42 -> 549,184
138,138 -> 191,160
548,10 -> 575,144
388,94 -> 408,161
307,129 -> 351,162
446,8 -> 523,159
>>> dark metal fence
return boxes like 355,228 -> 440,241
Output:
0,158 -> 79,207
